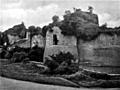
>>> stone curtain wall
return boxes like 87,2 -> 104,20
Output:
81,34 -> 120,47
95,34 -> 120,46
94,47 -> 120,66
98,34 -> 116,46
79,34 -> 120,67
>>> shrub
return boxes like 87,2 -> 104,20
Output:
49,52 -> 75,65
13,46 -> 30,53
4,52 -> 10,59
22,58 -> 30,64
10,52 -> 27,63
0,49 -> 7,59
5,46 -> 30,60
54,61 -> 68,74
44,52 -> 78,74
28,47 -> 44,62
67,63 -> 79,74
44,57 -> 59,71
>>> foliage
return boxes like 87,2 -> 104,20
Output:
0,32 -> 4,46
50,52 -> 74,65
28,26 -> 40,36
44,52 -> 78,74
0,48 -> 7,59
5,46 -> 30,60
100,23 -> 107,30
28,46 -> 44,62
54,61 -> 68,74
1,33 -> 9,46
10,52 -> 27,63
52,15 -> 59,22
41,16 -> 61,37
4,22 -> 27,38
44,58 -> 59,71
22,58 -> 30,64
60,10 -> 100,41
4,51 -> 12,59
19,30 -> 26,38
41,26 -> 49,37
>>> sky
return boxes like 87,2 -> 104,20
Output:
0,0 -> 120,32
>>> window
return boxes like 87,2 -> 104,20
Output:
53,34 -> 58,45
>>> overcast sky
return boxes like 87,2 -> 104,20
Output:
0,0 -> 120,32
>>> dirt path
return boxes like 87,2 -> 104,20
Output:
0,77 -> 119,90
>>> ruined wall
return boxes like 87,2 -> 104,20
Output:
32,34 -> 45,48
78,34 -> 120,66
16,39 -> 30,48
46,26 -> 76,46
91,34 -> 120,46
44,26 -> 77,61
7,34 -> 20,44
14,34 -> 45,48
94,47 -> 120,66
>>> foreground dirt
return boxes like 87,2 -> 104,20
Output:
0,77 -> 119,90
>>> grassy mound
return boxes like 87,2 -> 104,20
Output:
0,59 -> 120,88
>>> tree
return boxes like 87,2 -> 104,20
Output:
0,32 -> 3,46
60,8 -> 100,64
36,26 -> 42,33
52,15 -> 59,23
88,6 -> 93,14
2,33 -> 9,46
4,22 -> 27,37
19,30 -> 26,38
28,26 -> 39,48
100,23 -> 107,30
42,26 -> 49,37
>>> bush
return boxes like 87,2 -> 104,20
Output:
22,58 -> 30,64
28,47 -> 44,62
4,46 -> 30,60
10,52 -> 27,63
44,57 -> 59,71
44,52 -> 78,74
82,70 -> 111,80
13,46 -> 30,53
0,49 -> 7,59
49,52 -> 75,65
54,61 -> 68,74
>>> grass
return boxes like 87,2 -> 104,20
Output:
63,70 -> 120,88
0,59 -> 79,87
0,59 -> 120,88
